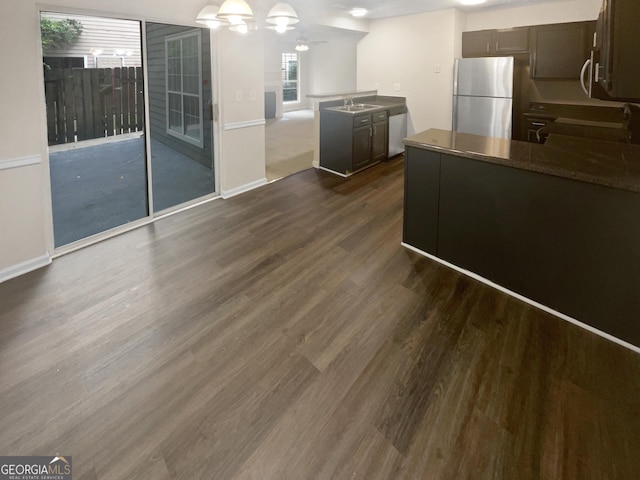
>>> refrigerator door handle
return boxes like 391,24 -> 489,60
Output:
452,96 -> 459,131
453,60 -> 459,95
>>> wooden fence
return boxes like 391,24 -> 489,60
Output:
44,67 -> 144,145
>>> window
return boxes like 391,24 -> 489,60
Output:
166,30 -> 203,147
281,52 -> 298,103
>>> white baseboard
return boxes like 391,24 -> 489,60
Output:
401,242 -> 640,355
221,178 -> 268,199
0,253 -> 52,284
317,166 -> 348,178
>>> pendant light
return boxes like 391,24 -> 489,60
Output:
216,0 -> 254,26
195,5 -> 223,29
195,1 -> 298,34
265,2 -> 299,33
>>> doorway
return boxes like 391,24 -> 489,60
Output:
264,48 -> 314,182
41,12 -> 216,249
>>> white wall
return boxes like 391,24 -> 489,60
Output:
218,29 -> 266,196
357,9 -> 465,135
0,0 -> 266,280
306,36 -> 359,98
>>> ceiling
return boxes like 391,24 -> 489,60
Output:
258,0 -> 568,43
280,0 -> 568,20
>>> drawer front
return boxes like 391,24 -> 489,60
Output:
373,111 -> 388,123
354,114 -> 371,127
524,116 -> 553,143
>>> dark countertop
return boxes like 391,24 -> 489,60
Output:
404,128 -> 640,193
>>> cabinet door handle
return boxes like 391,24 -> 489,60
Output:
360,119 -> 368,124
580,58 -> 592,95
531,121 -> 546,127
495,41 -> 499,51
486,42 -> 490,53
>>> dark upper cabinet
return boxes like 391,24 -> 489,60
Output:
530,21 -> 595,79
589,0 -> 640,102
462,30 -> 494,57
462,28 -> 529,57
495,28 -> 529,54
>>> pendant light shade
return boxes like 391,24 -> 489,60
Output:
266,2 -> 299,29
217,0 -> 254,20
195,5 -> 223,29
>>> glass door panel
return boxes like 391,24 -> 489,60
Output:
145,23 -> 215,213
42,11 -> 148,247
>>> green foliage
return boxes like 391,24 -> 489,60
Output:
41,17 -> 83,50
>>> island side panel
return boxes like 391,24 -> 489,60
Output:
437,153 -> 640,346
403,147 -> 441,255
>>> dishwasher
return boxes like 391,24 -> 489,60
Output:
387,105 -> 408,158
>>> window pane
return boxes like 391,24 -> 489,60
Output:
165,31 -> 202,145
183,95 -> 200,140
183,74 -> 198,95
281,52 -> 298,102
168,93 -> 182,132
182,35 -> 198,57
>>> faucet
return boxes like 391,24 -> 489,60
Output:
343,95 -> 354,107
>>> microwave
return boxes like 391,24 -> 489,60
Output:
580,0 -> 640,102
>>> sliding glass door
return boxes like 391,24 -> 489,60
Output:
42,12 -> 215,248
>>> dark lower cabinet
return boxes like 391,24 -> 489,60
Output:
371,112 -> 388,162
320,108 -> 389,175
402,148 -> 440,255
352,124 -> 372,171
403,146 -> 640,347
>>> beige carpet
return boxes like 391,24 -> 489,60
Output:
266,109 -> 314,182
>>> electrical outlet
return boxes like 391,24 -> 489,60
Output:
374,82 -> 380,89
393,83 -> 401,91
434,64 -> 441,73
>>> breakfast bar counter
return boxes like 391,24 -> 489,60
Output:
402,128 -> 640,348
404,128 -> 640,193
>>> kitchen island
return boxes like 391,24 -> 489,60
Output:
403,128 -> 640,349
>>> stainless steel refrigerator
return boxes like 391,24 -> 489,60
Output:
452,57 -> 514,139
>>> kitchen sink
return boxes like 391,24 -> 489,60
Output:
328,103 -> 382,113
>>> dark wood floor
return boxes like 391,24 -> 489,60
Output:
2,157 -> 640,479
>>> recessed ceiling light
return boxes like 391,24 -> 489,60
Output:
459,0 -> 487,5
350,7 -> 367,17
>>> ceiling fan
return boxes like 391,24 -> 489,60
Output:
294,33 -> 328,51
